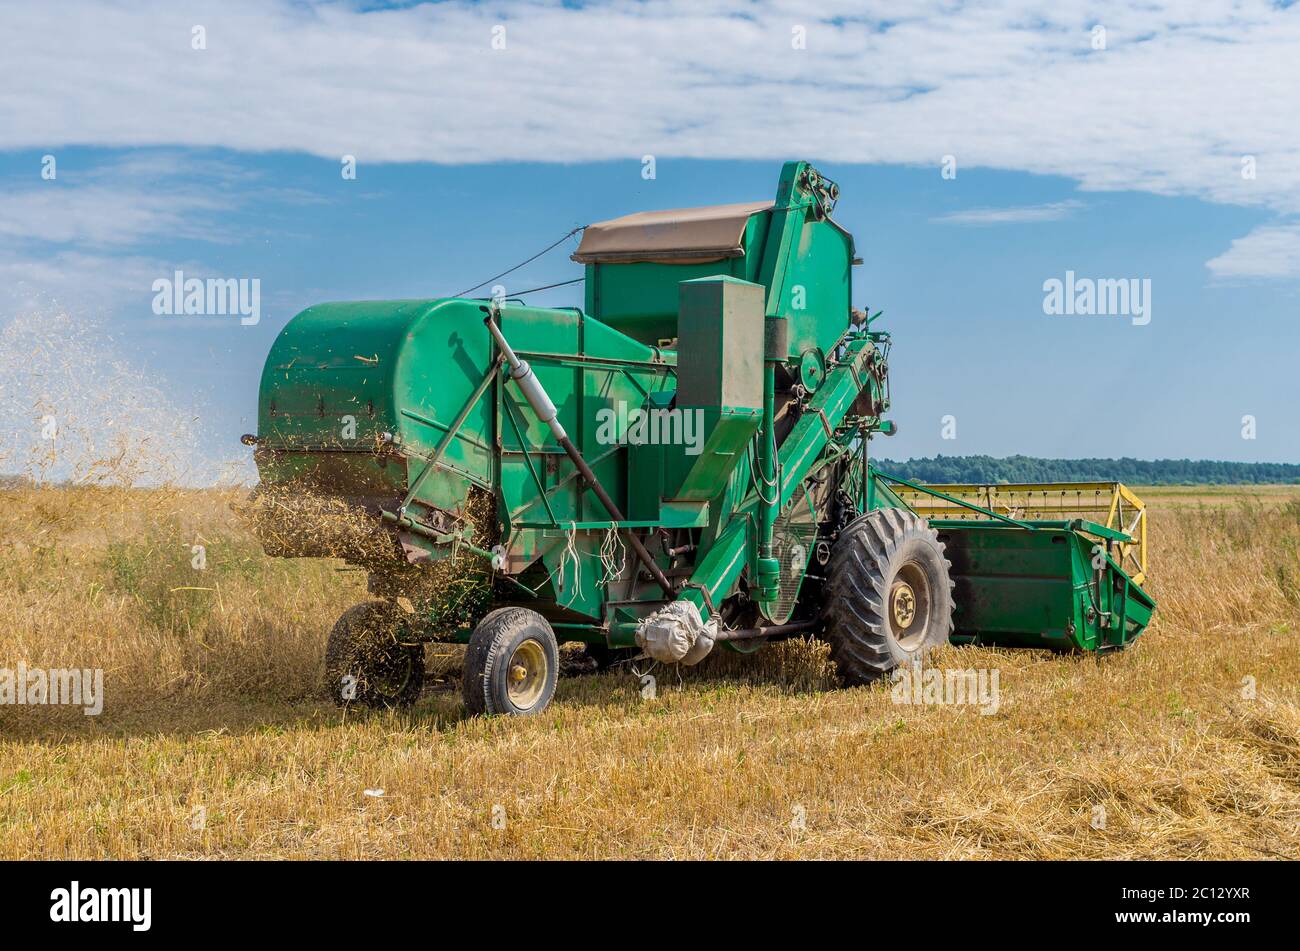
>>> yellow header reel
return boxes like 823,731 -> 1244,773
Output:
891,481 -> 1148,585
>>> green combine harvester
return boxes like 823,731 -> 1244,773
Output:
245,161 -> 1155,716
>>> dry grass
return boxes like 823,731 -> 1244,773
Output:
0,484 -> 1297,859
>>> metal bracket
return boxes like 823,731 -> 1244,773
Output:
681,581 -> 717,616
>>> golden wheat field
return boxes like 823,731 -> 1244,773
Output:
0,483 -> 1296,860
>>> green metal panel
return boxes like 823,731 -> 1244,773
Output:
756,162 -> 854,359
932,520 -> 1155,651
491,306 -> 677,618
625,443 -> 664,521
779,214 -> 854,357
663,276 -> 765,502
583,214 -> 768,344
582,161 -> 853,362
257,298 -> 495,502
667,408 -> 761,501
676,276 -> 764,411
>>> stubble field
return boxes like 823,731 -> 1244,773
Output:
1,484 -> 1297,859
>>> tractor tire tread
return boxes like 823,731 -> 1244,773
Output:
820,509 -> 956,685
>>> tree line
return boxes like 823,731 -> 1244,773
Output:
872,455 -> 1300,485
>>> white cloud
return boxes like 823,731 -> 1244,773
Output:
1,0 -> 1298,215
0,186 -> 223,247
0,152 -> 282,308
0,250 -> 169,314
933,200 -> 1084,225
1206,222 -> 1300,280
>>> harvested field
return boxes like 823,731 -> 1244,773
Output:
0,484 -> 1297,859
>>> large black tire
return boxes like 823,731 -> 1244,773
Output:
821,509 -> 955,685
462,607 -> 559,716
324,601 -> 425,708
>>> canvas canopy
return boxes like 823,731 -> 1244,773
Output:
571,200 -> 773,265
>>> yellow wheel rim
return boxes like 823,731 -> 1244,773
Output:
891,581 -> 917,629
506,639 -> 548,709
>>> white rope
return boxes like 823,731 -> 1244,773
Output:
560,521 -> 582,593
597,525 -> 627,587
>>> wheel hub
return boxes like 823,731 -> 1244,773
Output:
891,582 -> 917,629
506,638 -> 548,708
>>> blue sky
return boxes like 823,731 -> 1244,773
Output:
1,1 -> 1297,480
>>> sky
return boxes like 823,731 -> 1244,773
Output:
1,0 -> 1297,482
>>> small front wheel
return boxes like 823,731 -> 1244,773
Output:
462,608 -> 559,716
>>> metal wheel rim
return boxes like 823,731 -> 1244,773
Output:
507,638 -> 548,709
890,562 -> 931,651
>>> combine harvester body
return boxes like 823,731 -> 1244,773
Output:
247,161 -> 1155,714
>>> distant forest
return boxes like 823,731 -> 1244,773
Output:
872,455 -> 1300,485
